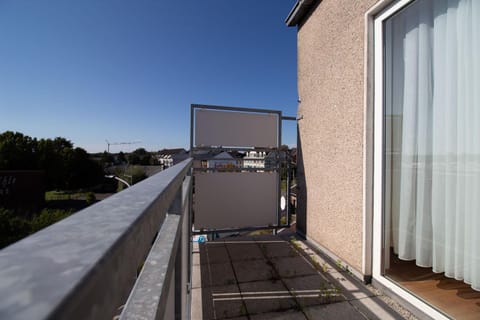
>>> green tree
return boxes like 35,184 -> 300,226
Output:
127,153 -> 140,165
0,131 -> 38,170
128,148 -> 152,165
85,192 -> 96,205
117,151 -> 126,164
139,154 -> 152,165
0,131 -> 103,190
0,208 -> 31,248
132,148 -> 147,155
65,147 -> 103,189
31,208 -> 72,232
100,151 -> 114,167
280,144 -> 289,152
37,137 -> 72,189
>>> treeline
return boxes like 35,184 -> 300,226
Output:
0,131 -> 103,190
126,148 -> 157,165
0,207 -> 72,248
99,148 -> 158,166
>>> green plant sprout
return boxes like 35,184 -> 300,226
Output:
322,262 -> 328,273
336,259 -> 343,269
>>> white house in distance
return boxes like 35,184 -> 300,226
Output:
207,151 -> 238,169
243,151 -> 266,169
156,148 -> 188,169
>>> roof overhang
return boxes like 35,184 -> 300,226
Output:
285,0 -> 318,27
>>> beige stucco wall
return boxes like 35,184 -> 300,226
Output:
296,0 -> 377,272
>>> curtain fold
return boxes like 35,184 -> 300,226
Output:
387,0 -> 480,291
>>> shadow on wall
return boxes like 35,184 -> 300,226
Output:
296,124 -> 307,238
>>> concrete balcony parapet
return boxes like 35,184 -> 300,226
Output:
0,159 -> 192,320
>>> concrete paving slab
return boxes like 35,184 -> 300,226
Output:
204,262 -> 237,287
283,274 -> 344,307
191,288 -> 203,320
208,285 -> 246,319
350,297 -> 405,320
271,256 -> 318,278
250,310 -> 307,319
191,234 -> 414,320
260,241 -> 298,259
205,244 -> 230,264
303,301 -> 367,320
225,242 -> 264,261
233,259 -> 277,283
282,273 -> 332,290
192,263 -> 202,289
239,280 -> 297,315
192,251 -> 201,266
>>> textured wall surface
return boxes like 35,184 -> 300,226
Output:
296,0 -> 378,272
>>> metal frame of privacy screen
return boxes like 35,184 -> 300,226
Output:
190,104 -> 294,234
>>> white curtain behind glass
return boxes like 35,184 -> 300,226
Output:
385,0 -> 480,290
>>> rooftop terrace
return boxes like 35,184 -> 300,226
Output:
191,233 -> 413,320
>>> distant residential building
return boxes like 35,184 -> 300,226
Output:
192,150 -> 245,169
156,148 -> 189,169
243,151 -> 266,169
208,151 -> 237,169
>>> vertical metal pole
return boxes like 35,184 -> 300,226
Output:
175,235 -> 182,320
188,106 -> 195,313
281,115 -> 297,228
186,172 -> 193,320
286,151 -> 291,227
190,105 -> 195,157
168,187 -> 183,319
274,112 -> 282,234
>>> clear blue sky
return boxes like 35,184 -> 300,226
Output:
0,0 -> 298,153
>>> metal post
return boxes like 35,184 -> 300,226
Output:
190,105 -> 195,157
286,151 -> 290,227
167,186 -> 183,320
174,238 -> 182,320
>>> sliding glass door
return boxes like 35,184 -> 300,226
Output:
376,0 -> 480,317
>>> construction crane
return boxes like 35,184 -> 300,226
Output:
105,140 -> 142,153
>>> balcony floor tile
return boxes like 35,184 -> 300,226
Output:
191,234 -> 415,319
249,310 -> 307,320
225,242 -> 265,261
233,259 -> 277,283
238,279 -> 297,315
202,262 -> 237,287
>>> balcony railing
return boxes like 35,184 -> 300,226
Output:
0,158 -> 193,320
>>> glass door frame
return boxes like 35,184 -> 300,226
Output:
371,0 -> 450,319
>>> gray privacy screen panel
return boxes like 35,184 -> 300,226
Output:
194,109 -> 279,148
194,172 -> 278,229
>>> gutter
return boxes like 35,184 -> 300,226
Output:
285,0 -> 318,27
